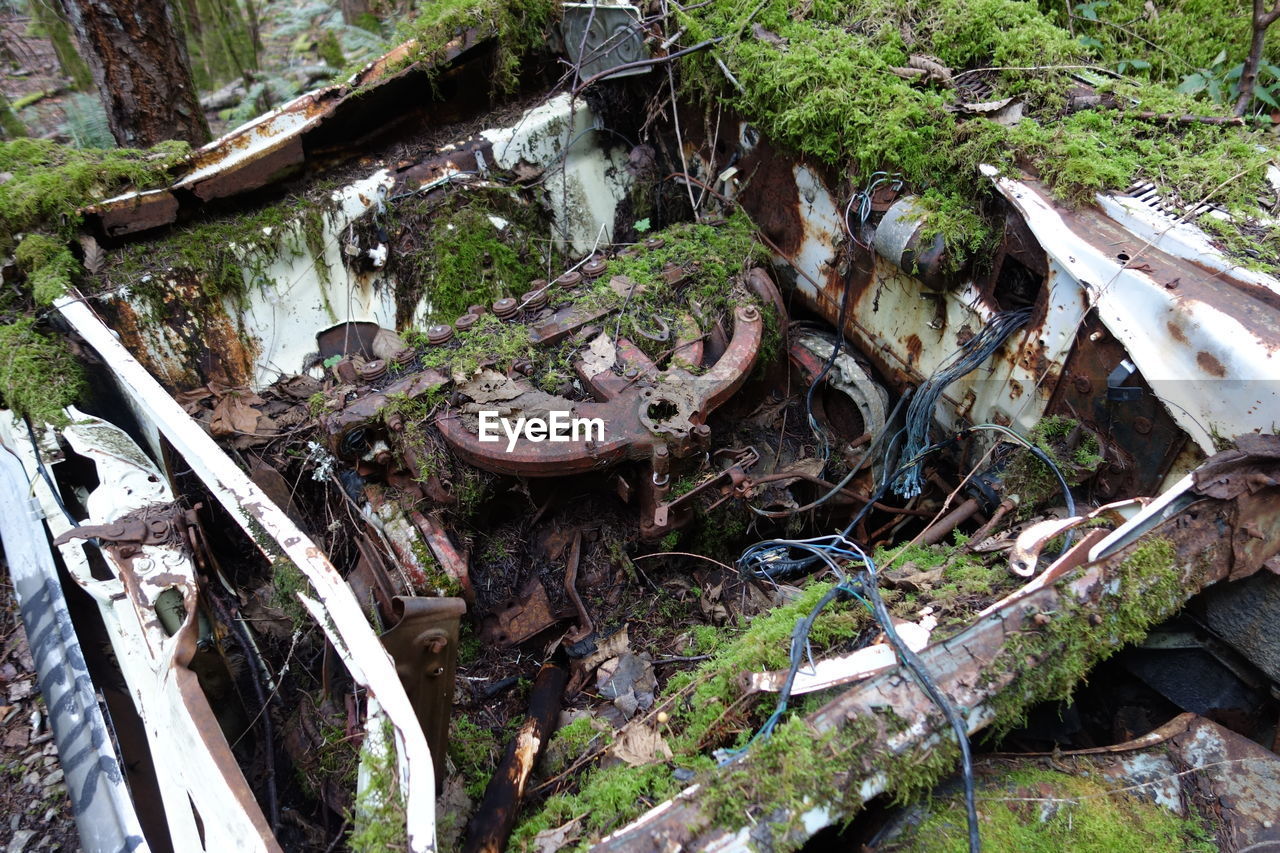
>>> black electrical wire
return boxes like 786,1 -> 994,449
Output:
862,568 -> 981,853
749,389 -> 912,520
23,415 -> 78,528
895,308 -> 1033,499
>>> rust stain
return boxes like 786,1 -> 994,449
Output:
1167,320 -> 1188,344
905,334 -> 923,365
734,142 -> 804,256
1197,351 -> 1227,377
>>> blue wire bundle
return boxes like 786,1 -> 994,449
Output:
894,308 -> 1033,499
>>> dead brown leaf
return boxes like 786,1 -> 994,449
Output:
533,817 -> 581,853
610,720 -> 673,767
210,394 -> 262,436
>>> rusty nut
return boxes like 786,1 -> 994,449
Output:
358,359 -> 388,382
582,256 -> 608,278
493,297 -> 519,319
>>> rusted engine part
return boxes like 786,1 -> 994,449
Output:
593,441 -> 1280,852
14,412 -> 281,853
478,526 -> 594,648
464,660 -> 569,853
646,447 -> 761,532
381,596 -> 466,787
318,368 -> 451,496
788,331 -> 890,473
437,301 -> 764,477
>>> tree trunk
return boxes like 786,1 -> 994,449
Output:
341,0 -> 370,27
0,92 -> 26,139
58,0 -> 209,147
27,0 -> 93,91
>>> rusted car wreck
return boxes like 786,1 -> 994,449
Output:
3,3 -> 1280,851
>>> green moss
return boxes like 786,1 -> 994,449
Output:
987,536 -> 1181,733
668,0 -> 1276,263
894,765 -> 1215,853
386,192 -> 547,325
1002,415 -> 1102,516
317,29 -> 346,68
119,195 -> 331,315
391,0 -> 559,94
511,580 -> 869,849
0,139 -> 189,246
417,313 -> 538,377
269,554 -> 314,631
349,719 -> 408,852
592,211 -> 768,359
410,535 -> 464,597
0,319 -> 85,425
450,715 -> 500,799
15,233 -> 79,305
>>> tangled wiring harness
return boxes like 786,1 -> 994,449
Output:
731,421 -> 1075,853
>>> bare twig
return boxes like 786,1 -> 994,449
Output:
1235,0 -> 1280,116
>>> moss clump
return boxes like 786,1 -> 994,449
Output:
511,581 -> 869,848
670,0 -> 1276,263
15,234 -> 79,305
349,719 -> 408,853
0,319 -> 85,425
415,313 -> 538,377
890,765 -> 1215,853
1002,415 -> 1102,516
269,554 -> 314,631
450,715 -> 500,799
987,536 -> 1181,733
594,211 -> 769,358
392,0 -> 559,93
317,30 -> 346,69
118,196 -> 327,314
0,138 -> 189,245
385,191 -> 549,326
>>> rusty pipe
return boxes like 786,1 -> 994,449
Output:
463,660 -> 569,853
920,497 -> 982,546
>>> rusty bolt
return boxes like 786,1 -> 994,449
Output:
1073,375 -> 1092,395
374,449 -> 393,466
358,359 -> 387,382
582,257 -> 608,278
738,305 -> 761,323
390,346 -> 416,366
694,424 -> 712,438
556,270 -> 583,289
386,412 -> 405,432
643,237 -> 665,251
1032,612 -> 1051,626
427,324 -> 454,345
468,304 -> 486,316
1133,416 -> 1153,435
513,359 -> 534,375
493,297 -> 518,319
454,313 -> 478,332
